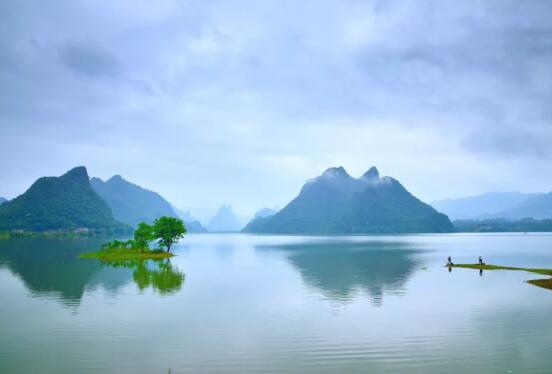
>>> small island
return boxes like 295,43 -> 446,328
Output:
449,263 -> 552,291
80,216 -> 186,261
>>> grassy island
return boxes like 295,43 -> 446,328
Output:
80,216 -> 186,261
80,248 -> 174,261
449,263 -> 552,291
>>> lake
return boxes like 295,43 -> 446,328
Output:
1,234 -> 552,373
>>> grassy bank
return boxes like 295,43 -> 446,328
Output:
527,278 -> 552,290
449,263 -> 552,291
80,249 -> 174,261
450,263 -> 552,276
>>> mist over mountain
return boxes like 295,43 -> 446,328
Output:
432,191 -> 552,221
431,192 -> 542,220
497,193 -> 552,220
0,197 -> 6,205
173,208 -> 197,223
0,167 -> 126,231
243,166 -> 453,234
172,207 -> 208,233
208,205 -> 243,232
254,207 -> 278,219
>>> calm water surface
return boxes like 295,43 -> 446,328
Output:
1,234 -> 552,373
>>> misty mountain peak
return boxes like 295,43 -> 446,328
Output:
208,204 -> 242,232
362,166 -> 379,180
107,175 -> 125,184
321,166 -> 351,179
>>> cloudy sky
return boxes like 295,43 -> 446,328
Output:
1,0 -> 552,221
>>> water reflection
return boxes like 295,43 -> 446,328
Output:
101,259 -> 185,295
259,240 -> 422,305
0,238 -> 131,305
0,238 -> 185,304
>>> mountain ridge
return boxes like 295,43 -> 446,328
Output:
90,175 -> 208,232
243,166 -> 453,234
431,191 -> 550,220
208,205 -> 242,232
0,166 -> 127,231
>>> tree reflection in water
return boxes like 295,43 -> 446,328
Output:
102,259 -> 185,295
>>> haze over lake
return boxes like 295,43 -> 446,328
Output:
1,233 -> 552,373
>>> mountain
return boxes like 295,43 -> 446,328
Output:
173,208 -> 197,223
207,205 -> 242,232
454,218 -> 552,232
173,208 -> 208,233
0,166 -> 126,231
243,166 -> 453,234
244,207 -> 278,231
254,207 -> 278,219
90,175 -> 178,228
497,192 -> 552,220
91,175 -> 208,232
431,192 -> 541,220
184,220 -> 208,233
0,197 -> 6,205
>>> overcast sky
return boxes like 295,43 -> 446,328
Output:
1,0 -> 552,221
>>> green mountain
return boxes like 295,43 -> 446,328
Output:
90,175 -> 208,232
243,166 -> 453,234
90,175 -> 176,228
0,197 -> 6,205
0,166 -> 126,231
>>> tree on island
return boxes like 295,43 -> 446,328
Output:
153,216 -> 186,253
83,216 -> 187,260
134,222 -> 155,249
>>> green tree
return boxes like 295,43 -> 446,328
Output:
134,222 -> 154,250
153,216 -> 186,252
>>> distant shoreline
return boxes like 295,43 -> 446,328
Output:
4,230 -> 552,241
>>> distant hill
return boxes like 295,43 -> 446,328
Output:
0,167 -> 126,231
254,207 -> 278,219
454,218 -> 552,232
184,220 -> 208,233
0,197 -> 6,205
431,192 -> 541,220
243,166 -> 453,234
497,192 -> 552,220
90,175 -> 177,228
173,207 -> 208,233
207,205 -> 242,232
91,175 -> 207,232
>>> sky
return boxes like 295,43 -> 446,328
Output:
1,0 -> 552,222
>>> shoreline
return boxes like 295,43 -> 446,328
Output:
449,263 -> 552,291
80,249 -> 174,261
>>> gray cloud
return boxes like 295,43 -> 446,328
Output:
1,0 -> 552,217
60,42 -> 122,78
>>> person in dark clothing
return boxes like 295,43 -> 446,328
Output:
447,256 -> 454,266
478,256 -> 484,265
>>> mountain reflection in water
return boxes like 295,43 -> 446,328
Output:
258,240 -> 421,305
0,238 -> 185,305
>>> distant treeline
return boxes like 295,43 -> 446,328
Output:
0,227 -> 133,239
453,218 -> 552,233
